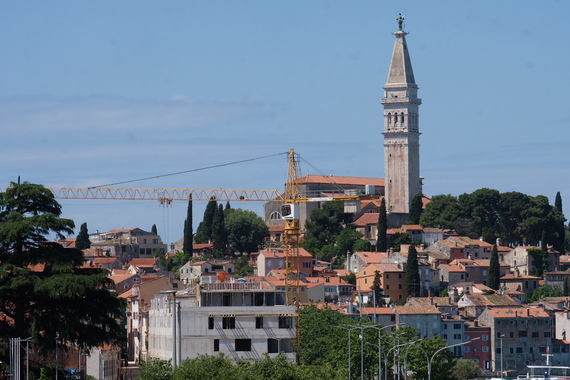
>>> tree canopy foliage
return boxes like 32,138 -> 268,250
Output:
421,188 -> 566,247
0,182 -> 125,358
225,208 -> 268,254
138,354 -> 344,380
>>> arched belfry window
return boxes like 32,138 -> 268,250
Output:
270,211 -> 282,220
387,113 -> 391,125
401,112 -> 405,123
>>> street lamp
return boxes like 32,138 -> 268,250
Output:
335,325 -> 360,380
424,337 -> 481,380
360,323 -> 403,380
384,339 -> 421,380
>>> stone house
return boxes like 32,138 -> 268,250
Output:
478,307 -> 553,374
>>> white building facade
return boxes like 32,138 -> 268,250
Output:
149,281 -> 296,363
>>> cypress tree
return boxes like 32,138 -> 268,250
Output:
405,244 -> 421,297
409,193 -> 423,225
225,201 -> 231,211
372,270 -> 385,307
75,222 -> 91,250
195,198 -> 217,243
151,224 -> 158,235
377,198 -> 388,252
212,204 -> 228,258
183,196 -> 193,261
487,244 -> 500,290
554,191 -> 566,254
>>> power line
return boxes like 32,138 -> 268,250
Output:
88,151 -> 289,189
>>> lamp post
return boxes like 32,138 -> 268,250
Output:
360,323 -> 402,380
384,339 -> 421,380
424,337 -> 480,380
335,325 -> 360,380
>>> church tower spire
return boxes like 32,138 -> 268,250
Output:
381,15 -> 422,226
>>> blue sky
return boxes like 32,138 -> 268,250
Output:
2,1 -> 570,245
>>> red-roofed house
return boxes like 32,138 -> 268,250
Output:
393,305 -> 441,338
257,247 -> 313,276
478,307 -> 552,374
357,263 -> 407,303
263,175 -> 384,229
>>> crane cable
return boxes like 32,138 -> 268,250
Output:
88,151 -> 290,189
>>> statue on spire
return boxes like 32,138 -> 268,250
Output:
397,13 -> 405,31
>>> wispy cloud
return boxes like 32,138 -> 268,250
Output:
0,95 -> 286,133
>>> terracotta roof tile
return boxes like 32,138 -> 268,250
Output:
296,175 -> 384,186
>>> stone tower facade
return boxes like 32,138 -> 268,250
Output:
381,28 -> 422,227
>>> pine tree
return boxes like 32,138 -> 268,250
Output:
409,193 -> 423,225
183,196 -> 193,261
0,182 -> 125,354
211,204 -> 228,258
151,224 -> 158,235
195,198 -> 217,243
75,222 -> 91,250
377,198 -> 388,252
405,244 -> 421,297
487,244 -> 500,290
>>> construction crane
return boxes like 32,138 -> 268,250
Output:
2,149 -> 379,356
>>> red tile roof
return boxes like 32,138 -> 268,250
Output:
296,175 -> 385,187
353,213 -> 379,226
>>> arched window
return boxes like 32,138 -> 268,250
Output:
387,113 -> 392,125
270,211 -> 282,220
401,112 -> 405,123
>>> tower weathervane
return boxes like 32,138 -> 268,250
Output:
397,13 -> 405,31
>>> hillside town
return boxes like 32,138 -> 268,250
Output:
3,13 -> 570,380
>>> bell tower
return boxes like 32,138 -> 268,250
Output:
381,15 -> 422,226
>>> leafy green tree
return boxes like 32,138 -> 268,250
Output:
235,254 -> 254,277
520,195 -> 552,245
409,193 -> 423,225
377,198 -> 388,252
183,196 -> 193,261
0,182 -> 125,356
342,272 -> 356,285
151,224 -> 158,235
452,358 -> 481,380
391,232 -> 413,252
332,228 -> 369,261
527,248 -> 548,278
497,191 -> 532,245
529,284 -> 563,302
195,198 -> 217,244
302,202 -> 352,253
420,194 -> 461,230
299,306 -> 376,377
138,358 -> 173,380
459,188 -> 502,242
406,335 -> 454,380
75,222 -> 91,250
487,244 -> 500,290
211,204 -> 228,258
225,208 -> 268,254
406,244 -> 421,297
174,354 -> 235,380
